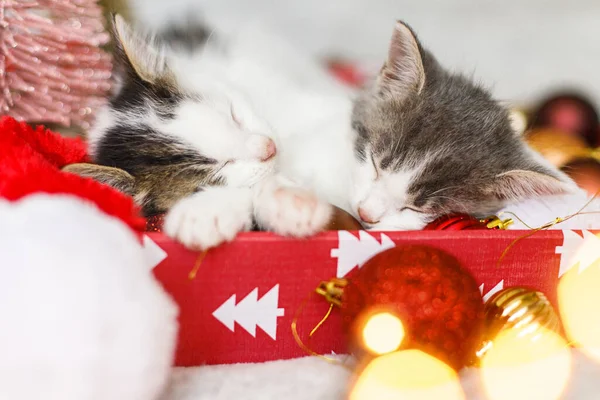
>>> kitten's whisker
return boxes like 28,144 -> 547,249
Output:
199,28 -> 218,57
427,185 -> 463,197
170,162 -> 212,179
205,28 -> 217,46
203,161 -> 233,184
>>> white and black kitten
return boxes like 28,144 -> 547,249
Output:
86,16 -> 576,250
87,15 -> 332,249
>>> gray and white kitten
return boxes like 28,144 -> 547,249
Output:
84,16 -> 575,250
344,22 -> 576,229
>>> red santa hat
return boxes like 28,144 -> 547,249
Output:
0,116 -> 145,235
0,117 -> 178,400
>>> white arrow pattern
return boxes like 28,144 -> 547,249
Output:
479,280 -> 505,302
213,285 -> 285,340
556,230 -> 600,277
331,231 -> 395,277
142,235 -> 167,271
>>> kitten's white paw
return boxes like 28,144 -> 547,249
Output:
164,187 -> 253,250
255,180 -> 331,237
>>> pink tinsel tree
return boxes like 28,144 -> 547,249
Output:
0,0 -> 112,129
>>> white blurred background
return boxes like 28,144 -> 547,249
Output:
124,0 -> 600,107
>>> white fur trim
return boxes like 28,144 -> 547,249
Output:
0,195 -> 178,400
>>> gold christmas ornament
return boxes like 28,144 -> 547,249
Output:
473,287 -> 562,364
525,128 -> 598,168
560,157 -> 600,197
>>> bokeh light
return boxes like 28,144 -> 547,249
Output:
350,350 -> 464,400
361,312 -> 405,355
481,327 -> 571,400
558,236 -> 600,362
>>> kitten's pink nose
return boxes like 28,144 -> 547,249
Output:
358,207 -> 379,224
261,139 -> 277,161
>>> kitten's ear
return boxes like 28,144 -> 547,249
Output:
111,14 -> 172,84
62,163 -> 137,196
484,166 -> 577,202
377,21 -> 426,100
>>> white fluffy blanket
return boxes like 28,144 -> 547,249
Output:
162,351 -> 600,400
500,190 -> 600,231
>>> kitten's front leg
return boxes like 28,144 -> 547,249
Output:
253,175 -> 332,236
164,187 -> 253,250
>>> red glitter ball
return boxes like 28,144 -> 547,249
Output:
146,213 -> 165,233
327,61 -> 367,87
341,245 -> 484,370
424,214 -> 488,230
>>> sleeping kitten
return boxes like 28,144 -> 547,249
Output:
88,15 -> 576,251
345,22 -> 577,229
212,20 -> 577,230
87,15 -> 331,249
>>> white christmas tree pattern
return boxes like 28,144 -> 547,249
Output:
479,280 -> 505,302
556,230 -> 600,277
331,231 -> 395,278
213,285 -> 285,340
142,235 -> 167,271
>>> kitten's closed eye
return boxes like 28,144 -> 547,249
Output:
216,160 -> 234,171
370,153 -> 380,180
399,206 -> 423,213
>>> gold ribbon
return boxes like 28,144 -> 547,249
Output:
496,189 -> 600,267
188,250 -> 208,280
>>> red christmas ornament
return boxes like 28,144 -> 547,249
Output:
424,214 -> 513,231
327,60 -> 367,87
339,245 -> 484,370
424,214 -> 487,230
146,213 -> 165,233
531,92 -> 600,147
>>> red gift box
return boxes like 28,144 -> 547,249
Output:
140,64 -> 595,368
144,229 -> 597,367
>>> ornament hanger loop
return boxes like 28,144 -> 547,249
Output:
290,294 -> 349,368
481,215 -> 513,230
316,278 -> 348,307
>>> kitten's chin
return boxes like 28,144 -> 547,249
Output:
365,223 -> 426,232
362,210 -> 430,231
247,163 -> 276,187
240,173 -> 274,189
221,160 -> 276,188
